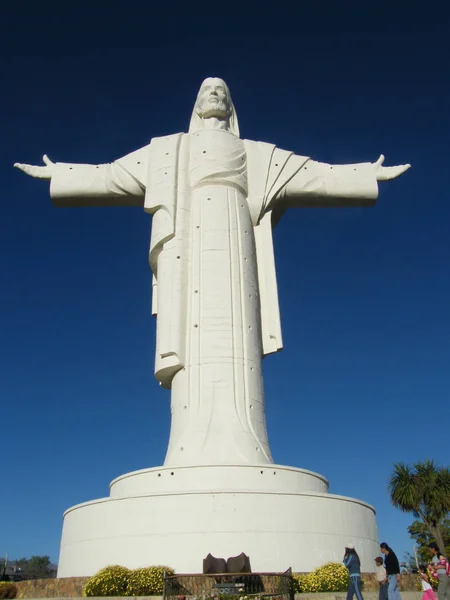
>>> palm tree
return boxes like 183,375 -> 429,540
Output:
388,460 -> 450,553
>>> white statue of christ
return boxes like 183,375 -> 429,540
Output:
15,78 -> 410,467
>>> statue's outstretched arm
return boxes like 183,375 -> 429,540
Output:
14,147 -> 147,208
277,154 -> 410,209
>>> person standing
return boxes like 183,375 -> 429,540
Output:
375,556 -> 389,600
427,543 -> 449,600
380,542 -> 402,600
344,545 -> 364,600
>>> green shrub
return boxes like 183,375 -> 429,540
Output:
127,566 -> 175,596
293,562 -> 350,593
0,583 -> 18,599
83,565 -> 132,597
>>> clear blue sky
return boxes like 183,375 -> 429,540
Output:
1,1 -> 449,567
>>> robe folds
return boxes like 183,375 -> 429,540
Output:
144,132 -> 309,389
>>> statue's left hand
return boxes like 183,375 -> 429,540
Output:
373,154 -> 411,181
14,154 -> 55,180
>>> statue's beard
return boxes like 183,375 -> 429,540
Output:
197,99 -> 230,120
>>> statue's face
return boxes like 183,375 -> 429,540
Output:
196,78 -> 231,120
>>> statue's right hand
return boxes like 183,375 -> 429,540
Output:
14,154 -> 55,180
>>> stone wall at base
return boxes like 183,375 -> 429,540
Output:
16,577 -> 89,598
14,574 -> 420,599
10,594 -> 423,600
363,573 -> 418,592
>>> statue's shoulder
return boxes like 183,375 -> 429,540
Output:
243,138 -> 275,157
244,139 -> 310,215
244,139 -> 308,163
115,144 -> 151,183
150,132 -> 185,145
244,139 -> 302,176
148,133 -> 186,162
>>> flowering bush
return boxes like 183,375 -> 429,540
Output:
127,566 -> 175,596
0,583 -> 18,600
83,565 -> 132,597
293,562 -> 350,593
83,564 -> 175,596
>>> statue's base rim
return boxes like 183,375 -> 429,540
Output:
57,464 -> 378,577
108,463 -> 331,503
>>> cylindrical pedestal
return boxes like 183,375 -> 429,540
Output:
57,464 -> 378,577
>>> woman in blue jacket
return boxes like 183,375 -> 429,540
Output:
344,544 -> 365,600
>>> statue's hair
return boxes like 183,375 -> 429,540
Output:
189,78 -> 240,138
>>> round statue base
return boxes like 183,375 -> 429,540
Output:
57,464 -> 378,577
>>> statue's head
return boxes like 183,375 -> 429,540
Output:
189,77 -> 240,137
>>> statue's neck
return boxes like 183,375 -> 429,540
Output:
199,117 -> 230,132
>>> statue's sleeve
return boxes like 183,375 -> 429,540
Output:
276,158 -> 379,208
50,146 -> 148,207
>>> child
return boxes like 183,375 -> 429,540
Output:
375,556 -> 389,600
418,565 -> 437,600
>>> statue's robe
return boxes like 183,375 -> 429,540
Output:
50,131 -> 378,466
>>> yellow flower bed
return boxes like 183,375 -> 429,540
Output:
83,565 -> 132,597
127,566 -> 175,596
293,562 -> 350,593
82,564 -> 175,597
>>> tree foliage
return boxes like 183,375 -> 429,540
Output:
405,518 -> 450,566
8,556 -> 54,581
389,460 -> 450,553
25,556 -> 53,580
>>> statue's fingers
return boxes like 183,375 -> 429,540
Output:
33,167 -> 51,179
393,164 -> 411,178
14,163 -> 49,179
376,154 -> 385,166
25,165 -> 39,177
42,154 -> 54,165
390,164 -> 410,177
14,162 -> 33,175
382,164 -> 411,181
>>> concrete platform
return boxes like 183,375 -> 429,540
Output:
58,464 -> 379,576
